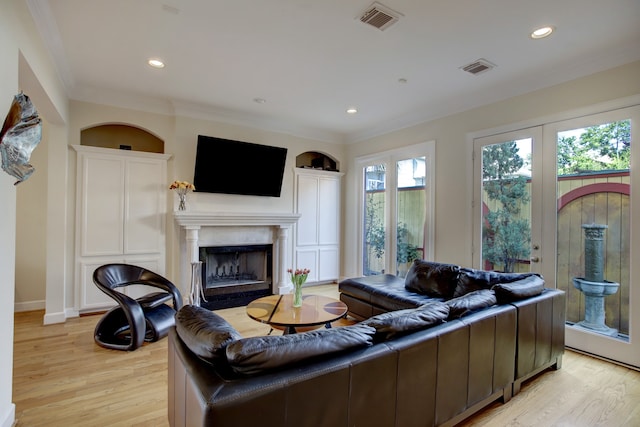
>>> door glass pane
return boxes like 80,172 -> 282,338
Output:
556,120 -> 630,340
364,164 -> 386,275
396,157 -> 426,277
481,139 -> 532,272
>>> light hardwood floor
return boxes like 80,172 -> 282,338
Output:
13,284 -> 640,426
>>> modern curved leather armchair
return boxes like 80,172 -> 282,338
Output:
93,263 -> 183,351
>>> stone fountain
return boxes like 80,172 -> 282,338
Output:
572,224 -> 620,337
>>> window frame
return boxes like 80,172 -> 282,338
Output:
355,141 -> 435,276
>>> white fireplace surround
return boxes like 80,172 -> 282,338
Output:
173,211 -> 300,295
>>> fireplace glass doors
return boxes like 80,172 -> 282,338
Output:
198,244 -> 272,309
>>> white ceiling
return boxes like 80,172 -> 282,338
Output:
27,0 -> 640,143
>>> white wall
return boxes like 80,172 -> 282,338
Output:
0,82 -> 18,427
0,5 -> 19,425
342,61 -> 640,278
15,117 -> 48,311
1,1 -> 69,425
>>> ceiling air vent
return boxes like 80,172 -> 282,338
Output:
461,58 -> 496,76
359,2 -> 402,31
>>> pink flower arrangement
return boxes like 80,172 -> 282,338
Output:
287,268 -> 310,287
288,268 -> 310,307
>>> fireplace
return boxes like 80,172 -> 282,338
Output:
173,211 -> 301,309
198,244 -> 273,309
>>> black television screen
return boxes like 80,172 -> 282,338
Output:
193,135 -> 288,197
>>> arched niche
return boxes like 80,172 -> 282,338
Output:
81,124 -> 164,153
295,151 -> 339,172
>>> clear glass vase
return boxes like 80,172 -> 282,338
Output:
178,192 -> 187,211
292,284 -> 303,307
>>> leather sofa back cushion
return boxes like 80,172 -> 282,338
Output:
454,268 -> 538,298
175,305 -> 243,364
445,289 -> 497,319
492,274 -> 545,303
362,301 -> 450,340
404,260 -> 460,298
226,324 -> 376,375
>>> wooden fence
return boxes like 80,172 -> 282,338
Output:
556,172 -> 630,335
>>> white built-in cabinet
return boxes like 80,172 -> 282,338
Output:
73,145 -> 170,312
293,168 -> 343,284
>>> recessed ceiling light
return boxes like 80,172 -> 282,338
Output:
147,58 -> 165,68
530,26 -> 554,39
346,107 -> 358,114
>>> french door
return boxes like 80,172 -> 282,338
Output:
357,141 -> 435,278
473,127 -> 543,275
474,105 -> 640,367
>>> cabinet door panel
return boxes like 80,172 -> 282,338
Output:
296,175 -> 319,246
79,259 -> 119,311
80,156 -> 124,256
318,177 -> 340,245
296,249 -> 319,283
319,247 -> 339,281
124,159 -> 165,254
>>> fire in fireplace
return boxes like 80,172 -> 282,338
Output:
198,244 -> 273,309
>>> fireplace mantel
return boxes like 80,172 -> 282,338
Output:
173,211 -> 300,295
173,211 -> 300,228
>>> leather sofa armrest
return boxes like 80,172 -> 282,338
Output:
510,288 -> 565,393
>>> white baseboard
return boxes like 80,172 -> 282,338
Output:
13,302 -> 80,324
14,300 -> 45,312
43,311 -> 66,325
65,308 -> 79,318
0,403 -> 15,427
278,284 -> 293,294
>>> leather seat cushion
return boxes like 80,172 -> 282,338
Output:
445,289 -> 497,319
226,324 -> 376,375
404,260 -> 461,298
361,301 -> 450,340
175,305 -> 243,364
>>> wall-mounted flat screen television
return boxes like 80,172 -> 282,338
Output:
193,135 -> 288,197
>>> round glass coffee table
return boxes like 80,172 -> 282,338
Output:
246,294 -> 348,334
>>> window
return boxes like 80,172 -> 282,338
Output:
357,141 -> 435,277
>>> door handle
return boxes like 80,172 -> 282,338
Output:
530,256 -> 540,263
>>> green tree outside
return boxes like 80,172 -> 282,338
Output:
558,120 -> 630,175
482,141 -> 531,273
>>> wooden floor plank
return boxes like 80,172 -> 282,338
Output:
13,283 -> 640,426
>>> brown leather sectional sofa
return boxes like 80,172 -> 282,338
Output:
168,261 -> 565,427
